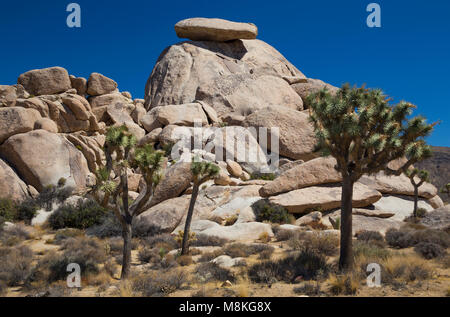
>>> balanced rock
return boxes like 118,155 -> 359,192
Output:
244,107 -> 317,161
0,129 -> 90,192
87,73 -> 118,96
18,67 -> 71,96
175,18 -> 258,42
269,183 -> 382,214
260,157 -> 341,197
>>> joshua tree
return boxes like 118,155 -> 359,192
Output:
404,168 -> 430,218
181,159 -> 219,255
91,125 -> 165,278
307,84 -> 435,270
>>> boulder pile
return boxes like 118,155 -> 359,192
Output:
0,17 -> 446,239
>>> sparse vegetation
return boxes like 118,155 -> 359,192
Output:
48,199 -> 107,230
251,199 -> 293,224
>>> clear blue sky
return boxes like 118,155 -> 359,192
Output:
1,0 -> 449,146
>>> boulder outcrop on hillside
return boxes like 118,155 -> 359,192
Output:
0,129 -> 91,192
18,67 -> 72,96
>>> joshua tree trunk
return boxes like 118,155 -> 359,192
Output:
181,184 -> 200,256
413,185 -> 419,218
339,175 -> 354,271
121,220 -> 132,279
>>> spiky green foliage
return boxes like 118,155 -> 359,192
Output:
191,159 -> 220,185
89,125 -> 167,279
308,84 -> 436,270
307,84 -> 435,180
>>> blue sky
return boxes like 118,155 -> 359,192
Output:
0,0 -> 449,146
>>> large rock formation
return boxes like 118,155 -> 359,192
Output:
144,39 -> 306,116
0,129 -> 90,192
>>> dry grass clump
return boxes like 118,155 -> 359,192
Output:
176,255 -> 193,266
293,281 -> 322,296
191,234 -> 229,247
194,262 -> 236,283
0,245 -> 33,287
385,227 -> 449,249
198,249 -> 225,263
0,223 -> 34,246
327,274 -> 359,295
223,243 -> 274,258
248,248 -> 330,284
132,269 -> 187,297
288,231 -> 339,256
414,242 -> 447,259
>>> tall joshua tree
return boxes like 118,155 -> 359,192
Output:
181,159 -> 220,256
307,84 -> 435,270
91,125 -> 165,279
404,168 -> 430,218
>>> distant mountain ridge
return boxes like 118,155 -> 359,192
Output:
416,146 -> 450,203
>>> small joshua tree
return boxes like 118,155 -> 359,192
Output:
91,125 -> 165,279
181,159 -> 220,255
308,84 -> 435,270
404,168 -> 430,218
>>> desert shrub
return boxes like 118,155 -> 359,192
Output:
293,282 -> 322,296
191,234 -> 228,247
132,269 -> 187,297
251,199 -> 292,224
86,212 -> 122,238
328,274 -> 359,295
54,228 -> 83,243
353,241 -> 391,261
414,242 -> 446,259
223,243 -> 274,258
16,199 -> 39,224
145,233 -> 178,251
104,259 -> 118,277
274,228 -> 299,241
36,185 -> 73,211
0,245 -> 33,286
288,232 -> 339,256
0,223 -> 33,244
386,227 -> 450,249
198,249 -> 225,263
195,262 -> 235,282
380,256 -> 433,285
248,249 -> 330,283
356,230 -> 384,243
176,255 -> 193,266
48,200 -> 107,230
416,208 -> 428,218
138,246 -> 157,263
36,237 -> 107,283
0,198 -> 18,222
259,248 -> 275,260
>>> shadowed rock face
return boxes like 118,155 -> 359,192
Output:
0,158 -> 30,201
175,18 -> 258,42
